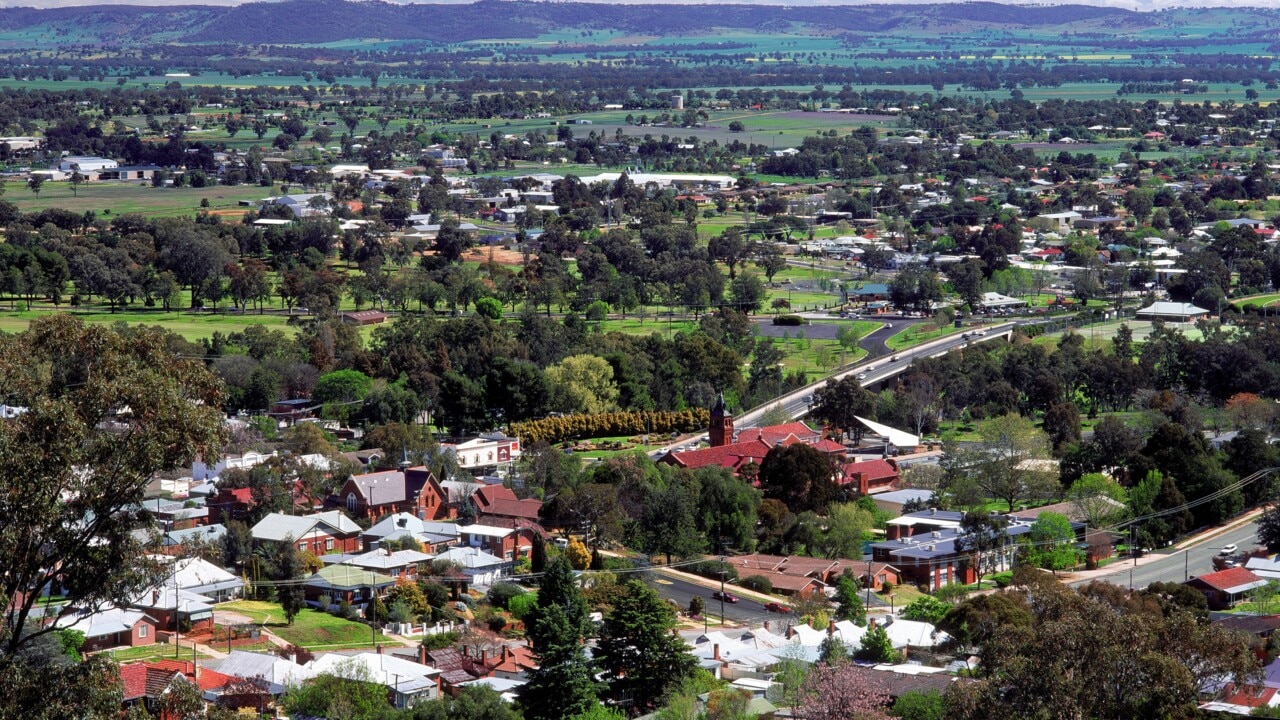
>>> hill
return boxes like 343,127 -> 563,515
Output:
0,0 -> 1153,45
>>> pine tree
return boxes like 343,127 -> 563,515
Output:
596,580 -> 697,713
834,576 -> 866,625
518,589 -> 599,720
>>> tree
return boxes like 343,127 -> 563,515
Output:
888,263 -> 943,314
1,316 -> 225,655
283,659 -> 392,720
1042,401 -> 1081,455
1260,501 -> 1280,553
797,661 -> 891,720
26,175 -> 43,199
545,354 -> 619,414
811,376 -> 877,442
566,537 -> 591,570
68,172 -> 85,198
518,603 -> 599,720
856,623 -> 898,663
943,578 -> 1256,720
759,443 -> 841,514
955,414 -> 1058,512
1024,511 -> 1079,572
728,272 -> 765,313
1068,473 -> 1128,528
954,512 -> 1010,590
818,503 -> 875,559
833,575 -> 866,625
901,595 -> 951,624
596,580 -> 697,713
638,472 -> 704,564
695,467 -> 759,553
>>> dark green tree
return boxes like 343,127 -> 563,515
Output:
758,443 -> 841,514
833,575 -> 866,625
596,580 -> 697,713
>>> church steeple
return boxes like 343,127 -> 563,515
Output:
709,393 -> 733,447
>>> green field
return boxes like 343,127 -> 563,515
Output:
0,308 -> 295,341
218,600 -> 381,650
885,322 -> 966,351
5,181 -> 270,219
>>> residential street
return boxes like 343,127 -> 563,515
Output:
1071,522 -> 1260,589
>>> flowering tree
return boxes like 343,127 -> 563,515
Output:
796,661 -> 891,720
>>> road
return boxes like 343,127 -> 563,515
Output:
648,573 -> 790,626
1074,522 -> 1259,589
649,321 -> 1019,457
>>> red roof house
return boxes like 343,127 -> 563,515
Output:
1185,567 -> 1268,610
658,439 -> 772,475
840,458 -> 901,495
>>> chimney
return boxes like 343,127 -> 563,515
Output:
501,646 -> 511,663
828,619 -> 836,636
480,648 -> 487,665
461,645 -> 469,658
713,643 -> 720,660
869,618 -> 877,629
376,644 -> 384,654
417,645 -> 427,665
290,652 -> 297,665
152,589 -> 160,605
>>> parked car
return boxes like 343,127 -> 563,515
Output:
1219,544 -> 1238,556
553,538 -> 570,549
764,602 -> 792,613
712,590 -> 739,604
890,355 -> 899,362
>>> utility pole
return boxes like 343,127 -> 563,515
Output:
719,556 -> 727,627
866,559 -> 872,608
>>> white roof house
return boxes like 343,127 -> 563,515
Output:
883,617 -> 950,648
1135,302 -> 1211,322
217,650 -> 316,694
169,556 -> 245,600
59,156 -> 118,173
308,652 -> 441,707
54,606 -> 154,641
251,510 -> 361,543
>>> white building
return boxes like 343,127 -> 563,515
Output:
58,156 -> 118,173
192,450 -> 275,481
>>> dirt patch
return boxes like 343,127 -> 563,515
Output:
459,246 -> 528,265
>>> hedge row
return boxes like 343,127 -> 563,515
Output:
510,408 -> 711,445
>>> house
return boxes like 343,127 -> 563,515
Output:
885,509 -> 966,540
473,485 -> 542,525
206,487 -> 255,525
860,562 -> 902,591
250,510 -> 364,554
305,564 -> 397,607
125,586 -> 215,634
839,458 -> 900,495
977,292 -> 1027,312
55,606 -> 158,653
342,447 -> 386,470
163,523 -> 228,552
216,650 -> 316,695
119,661 -> 196,718
169,556 -> 246,602
329,466 -> 450,522
309,651 -> 442,708
259,193 -> 334,218
342,310 -> 389,326
872,520 -> 1036,590
870,489 -> 934,516
735,421 -> 823,447
441,434 -> 522,474
659,440 -> 772,475
270,398 -> 315,425
321,548 -> 434,580
727,553 -> 865,596
193,450 -> 275,482
1185,567 -> 1269,610
850,283 -> 891,302
456,523 -> 532,562
1034,211 -> 1082,232
97,165 -> 161,182
59,156 -> 118,173
1135,301 -> 1212,322
1202,683 -> 1280,715
363,513 -> 460,551
435,546 -> 509,586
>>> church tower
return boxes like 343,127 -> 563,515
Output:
709,393 -> 733,447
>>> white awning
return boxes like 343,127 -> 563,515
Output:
855,416 -> 920,448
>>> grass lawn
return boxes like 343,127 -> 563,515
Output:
218,600 -> 379,650
572,434 -> 664,459
7,181 -> 269,219
885,323 -> 966,351
0,308 -> 296,341
107,643 -> 213,662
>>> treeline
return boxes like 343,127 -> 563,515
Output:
509,408 -> 709,445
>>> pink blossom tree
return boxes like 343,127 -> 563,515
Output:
796,661 -> 891,720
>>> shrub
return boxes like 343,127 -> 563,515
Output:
880,581 -> 895,595
900,596 -> 951,625
475,296 -> 503,320
688,560 -> 738,583
487,583 -> 526,610
487,615 -> 508,633
739,575 -> 773,594
689,595 -> 705,617
508,593 -> 539,621
772,314 -> 805,326
585,300 -> 610,321
421,631 -> 460,651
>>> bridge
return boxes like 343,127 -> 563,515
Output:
651,321 -> 1020,457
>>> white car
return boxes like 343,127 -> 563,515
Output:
1219,544 -> 1238,556
857,373 -> 867,380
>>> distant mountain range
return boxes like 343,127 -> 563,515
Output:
1,0 -> 1277,8
0,0 -> 1171,45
